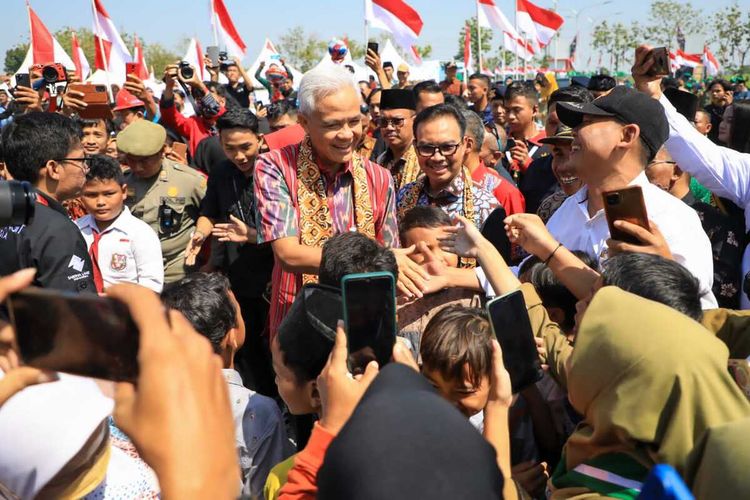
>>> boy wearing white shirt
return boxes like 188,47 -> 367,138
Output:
76,155 -> 164,292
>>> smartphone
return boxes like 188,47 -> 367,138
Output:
486,289 -> 544,393
15,73 -> 31,89
648,47 -> 670,76
7,287 -> 140,382
68,83 -> 113,120
367,41 -> 379,55
504,137 -> 517,164
206,45 -> 220,67
171,141 -> 188,159
602,185 -> 650,245
341,272 -> 397,375
125,62 -> 138,77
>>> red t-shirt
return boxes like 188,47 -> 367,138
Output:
471,162 -> 526,215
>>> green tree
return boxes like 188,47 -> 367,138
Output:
4,43 -> 29,74
592,20 -> 642,73
278,26 -> 326,73
710,2 -> 750,70
644,0 -> 703,48
455,17 -> 493,69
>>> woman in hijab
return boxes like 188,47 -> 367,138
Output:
549,286 -> 750,498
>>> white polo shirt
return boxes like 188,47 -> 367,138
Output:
77,207 -> 164,293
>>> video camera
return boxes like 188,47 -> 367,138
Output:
0,181 -> 36,227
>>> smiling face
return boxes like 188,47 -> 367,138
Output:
550,141 -> 581,196
298,85 -> 362,169
219,128 -> 262,177
81,121 -> 110,155
415,116 -> 467,190
570,115 -> 626,185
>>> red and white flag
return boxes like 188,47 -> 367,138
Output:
183,38 -> 206,82
211,0 -> 247,59
503,31 -> 535,61
70,31 -> 90,81
92,0 -> 131,83
703,45 -> 721,77
365,0 -> 424,63
464,22 -> 473,76
478,0 -> 518,37
132,35 -> 150,80
516,0 -> 564,49
18,3 -> 76,74
677,50 -> 702,68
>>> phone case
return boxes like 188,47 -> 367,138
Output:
602,186 -> 650,245
68,84 -> 113,120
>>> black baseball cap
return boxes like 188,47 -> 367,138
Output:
556,86 -> 669,160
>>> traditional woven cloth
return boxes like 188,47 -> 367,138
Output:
386,145 -> 422,191
296,136 -> 376,283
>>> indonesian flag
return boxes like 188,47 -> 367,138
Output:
18,3 -> 76,74
703,45 -> 721,76
211,0 -> 247,59
183,38 -> 206,82
669,51 -> 680,72
478,0 -> 519,38
365,0 -> 424,63
132,35 -> 150,80
71,31 -> 90,81
516,0 -> 564,49
464,22 -> 473,75
92,0 -> 132,83
677,50 -> 702,68
503,31 -> 535,61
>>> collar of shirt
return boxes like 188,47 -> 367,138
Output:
425,172 -> 464,201
681,191 -> 697,207
527,129 -> 547,146
572,171 -> 650,221
80,206 -> 134,235
316,157 -> 353,183
222,368 -> 244,387
34,190 -> 67,216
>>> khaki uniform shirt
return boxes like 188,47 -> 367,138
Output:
124,159 -> 206,283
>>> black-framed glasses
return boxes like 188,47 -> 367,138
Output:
376,116 -> 407,128
416,143 -> 462,158
56,156 -> 91,173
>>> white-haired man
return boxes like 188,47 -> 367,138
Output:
254,65 -> 425,337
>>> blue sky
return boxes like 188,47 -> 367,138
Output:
1,0 -> 745,71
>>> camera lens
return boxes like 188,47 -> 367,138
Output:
179,64 -> 194,81
0,180 -> 36,227
605,193 -> 621,205
41,65 -> 59,84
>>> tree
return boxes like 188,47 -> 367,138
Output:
710,2 -> 750,70
644,0 -> 703,49
592,20 -> 642,73
278,26 -> 326,73
4,44 -> 28,74
455,17 -> 493,69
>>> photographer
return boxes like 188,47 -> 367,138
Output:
207,55 -> 254,109
160,62 -> 225,156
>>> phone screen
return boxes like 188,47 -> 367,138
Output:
341,272 -> 396,374
649,47 -> 670,76
7,287 -> 140,382
486,290 -> 543,393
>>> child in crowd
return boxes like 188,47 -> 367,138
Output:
76,154 -> 164,292
161,272 -> 292,498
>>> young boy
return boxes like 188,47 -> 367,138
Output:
161,272 -> 292,499
76,155 -> 164,292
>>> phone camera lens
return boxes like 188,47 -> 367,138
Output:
606,193 -> 621,205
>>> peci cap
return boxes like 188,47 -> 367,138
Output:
112,88 -> 145,111
556,86 -> 669,160
445,61 -> 458,69
397,63 -> 409,73
664,87 -> 699,123
117,119 -> 167,157
380,88 -> 417,111
539,124 -> 574,145
277,284 -> 342,342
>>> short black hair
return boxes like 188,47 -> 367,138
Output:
587,74 -> 616,92
468,73 -> 490,88
383,61 -> 394,69
267,100 -> 298,120
85,154 -> 125,185
74,117 -> 115,136
708,79 -> 732,92
460,109 -> 484,153
548,85 -> 593,107
413,102 -> 467,138
443,93 -> 469,110
366,87 -> 382,105
1,112 -> 81,184
277,302 -> 334,384
161,273 -> 237,355
216,107 -> 260,134
318,232 -> 398,288
399,206 -> 452,242
504,81 -> 539,106
412,80 -> 442,98
601,253 -> 703,321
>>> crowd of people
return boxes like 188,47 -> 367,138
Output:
0,40 -> 749,499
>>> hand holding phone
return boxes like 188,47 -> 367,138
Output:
646,47 -> 670,76
125,62 -> 138,76
367,41 -> 379,56
602,186 -> 650,245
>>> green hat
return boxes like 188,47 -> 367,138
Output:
117,120 -> 167,157
539,124 -> 574,145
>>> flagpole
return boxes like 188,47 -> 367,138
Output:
25,0 -> 35,71
91,0 -> 114,102
364,0 -> 369,65
513,2 -> 519,80
210,0 -> 219,47
475,0 -> 482,74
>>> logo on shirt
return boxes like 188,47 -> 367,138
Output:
110,253 -> 128,272
68,255 -> 85,272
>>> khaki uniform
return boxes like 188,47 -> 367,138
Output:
124,159 -> 206,283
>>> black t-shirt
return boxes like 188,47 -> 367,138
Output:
191,135 -> 227,175
225,83 -> 251,109
704,104 -> 725,145
199,160 -> 273,298
517,154 -> 557,214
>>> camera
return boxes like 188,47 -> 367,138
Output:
178,61 -> 194,81
0,180 -> 36,227
41,63 -> 67,84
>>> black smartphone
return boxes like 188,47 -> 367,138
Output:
15,73 -> 31,89
486,289 -> 543,393
341,272 -> 397,375
7,287 -> 140,382
602,185 -> 650,245
367,41 -> 379,55
648,47 -> 670,76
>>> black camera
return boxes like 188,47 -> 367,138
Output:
219,51 -> 230,71
158,200 -> 181,235
41,63 -> 67,84
178,61 -> 194,81
0,180 -> 36,227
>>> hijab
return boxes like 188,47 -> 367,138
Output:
317,363 -> 503,500
565,286 -> 750,475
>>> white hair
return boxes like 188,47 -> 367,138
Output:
298,64 -> 358,117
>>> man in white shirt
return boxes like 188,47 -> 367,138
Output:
633,44 -> 750,308
546,86 -> 717,309
77,155 -> 164,292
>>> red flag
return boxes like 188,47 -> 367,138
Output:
92,0 -> 131,82
365,0 -> 424,63
703,45 -> 721,77
24,3 -> 75,70
211,0 -> 247,58
516,0 -> 564,48
464,22 -> 473,75
133,35 -> 150,80
71,31 -> 91,80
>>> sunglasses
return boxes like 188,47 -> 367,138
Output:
415,143 -> 462,158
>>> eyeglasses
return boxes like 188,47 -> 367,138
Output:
376,116 -> 407,129
416,143 -> 462,158
56,156 -> 91,174
647,160 -> 677,168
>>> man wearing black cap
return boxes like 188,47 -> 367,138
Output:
548,85 -> 717,308
376,89 -> 420,191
